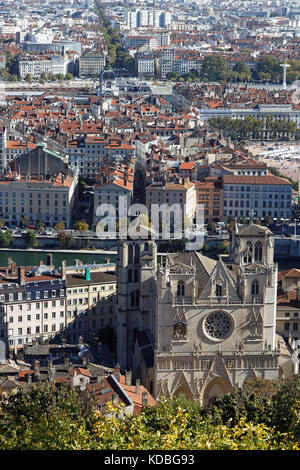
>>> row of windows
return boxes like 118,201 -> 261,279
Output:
224,185 -> 290,192
0,192 -> 67,199
284,322 -> 299,331
224,193 -> 290,200
0,290 -> 65,302
225,200 -> 289,208
11,324 -> 65,335
9,311 -> 65,322
67,286 -> 114,294
224,210 -> 289,217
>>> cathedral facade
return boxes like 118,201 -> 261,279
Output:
116,223 -> 294,405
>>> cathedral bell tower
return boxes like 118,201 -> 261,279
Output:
232,223 -> 278,350
116,236 -> 157,371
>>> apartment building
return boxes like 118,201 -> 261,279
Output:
18,55 -> 69,78
195,178 -> 223,224
145,180 -> 197,231
0,269 -> 67,353
64,267 -> 116,344
0,261 -> 117,355
135,53 -> 155,77
161,48 -> 175,78
93,169 -> 133,228
79,55 -> 105,78
222,174 -> 292,221
0,172 -> 78,228
67,137 -> 135,180
125,9 -> 171,29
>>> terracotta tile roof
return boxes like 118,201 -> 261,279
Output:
118,375 -> 156,413
277,290 -> 300,308
223,175 -> 291,185
282,268 -> 300,278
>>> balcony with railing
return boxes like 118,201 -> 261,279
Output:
173,295 -> 264,307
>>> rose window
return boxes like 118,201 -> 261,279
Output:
204,311 -> 233,340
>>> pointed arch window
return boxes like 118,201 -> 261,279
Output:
134,269 -> 139,283
177,280 -> 185,297
254,241 -> 263,262
128,269 -> 132,283
243,241 -> 253,264
251,279 -> 259,296
128,244 -> 133,264
134,244 -> 140,264
215,280 -> 223,297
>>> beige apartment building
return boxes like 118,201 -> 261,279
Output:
145,180 -> 197,234
79,55 -> 105,77
0,262 -> 117,354
0,172 -> 78,228
64,266 -> 117,344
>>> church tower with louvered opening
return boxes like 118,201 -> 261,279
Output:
116,236 -> 157,372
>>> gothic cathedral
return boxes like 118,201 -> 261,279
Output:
116,223 -> 294,405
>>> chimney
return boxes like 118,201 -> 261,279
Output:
61,260 -> 67,280
34,360 -> 40,382
64,357 -> 70,369
135,378 -> 140,395
125,370 -> 132,386
142,392 -> 148,406
11,262 -> 17,275
26,372 -> 32,384
46,253 -> 53,267
18,267 -> 26,286
49,365 -> 56,383
114,363 -> 121,382
101,378 -> 106,390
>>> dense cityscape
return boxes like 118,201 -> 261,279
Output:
0,0 -> 300,453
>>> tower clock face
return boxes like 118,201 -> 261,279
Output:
204,311 -> 233,341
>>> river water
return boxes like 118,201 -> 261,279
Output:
0,250 -> 117,268
0,250 -> 297,271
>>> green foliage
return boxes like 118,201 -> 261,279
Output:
94,1 -> 134,72
65,233 -> 75,248
271,375 -> 300,437
207,383 -> 274,428
0,231 -> 13,247
0,385 -> 297,450
208,115 -> 300,142
0,384 -> 92,450
200,55 -> 228,82
26,230 -> 38,248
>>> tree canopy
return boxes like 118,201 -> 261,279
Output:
0,377 -> 300,450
